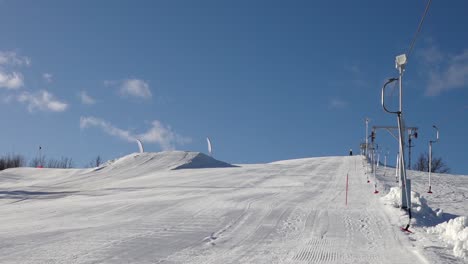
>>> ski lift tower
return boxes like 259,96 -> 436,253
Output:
382,54 -> 411,210
369,125 -> 417,174
407,128 -> 418,169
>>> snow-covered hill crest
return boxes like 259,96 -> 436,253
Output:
98,151 -> 236,171
1,154 -> 467,263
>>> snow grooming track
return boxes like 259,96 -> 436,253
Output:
285,158 -> 369,264
292,237 -> 349,263
228,191 -> 316,263
91,202 -> 222,263
282,156 -> 420,264
165,191 -> 280,264
0,153 -> 441,263
165,161 -> 334,264
167,156 -> 422,264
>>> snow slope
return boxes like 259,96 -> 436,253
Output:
374,163 -> 468,262
0,153 -> 466,263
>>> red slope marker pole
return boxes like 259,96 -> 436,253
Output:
345,173 -> 349,206
373,160 -> 379,194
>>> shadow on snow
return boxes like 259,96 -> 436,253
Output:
0,190 -> 78,201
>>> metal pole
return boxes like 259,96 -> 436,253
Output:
408,136 -> 412,169
397,112 -> 408,209
397,64 -> 409,209
365,118 -> 369,158
377,152 -> 380,168
428,141 -> 432,192
399,67 -> 403,113
382,56 -> 411,213
428,125 -> 439,193
373,150 -> 379,193
395,153 -> 399,183
384,153 -> 387,168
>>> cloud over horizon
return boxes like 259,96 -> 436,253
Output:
17,90 -> 68,112
80,116 -> 191,150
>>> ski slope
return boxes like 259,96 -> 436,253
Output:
0,152 -> 466,263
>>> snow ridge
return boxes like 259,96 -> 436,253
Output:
97,151 -> 236,171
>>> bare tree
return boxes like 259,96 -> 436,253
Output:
87,155 -> 102,168
413,152 -> 450,173
29,155 -> 46,168
94,155 -> 102,167
413,153 -> 428,172
0,154 -> 26,170
47,157 -> 74,168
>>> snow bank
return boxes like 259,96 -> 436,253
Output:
382,187 -> 468,260
381,187 -> 401,207
381,186 -> 430,214
381,187 -> 443,227
427,217 -> 468,259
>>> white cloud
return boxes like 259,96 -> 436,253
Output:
0,51 -> 31,66
138,121 -> 191,150
418,45 -> 444,65
80,116 -> 190,150
425,49 -> 468,96
329,98 -> 348,109
0,71 -> 24,89
80,116 -> 133,142
0,51 -> 30,90
17,90 -> 68,112
119,79 -> 152,99
43,73 -> 53,83
79,91 -> 96,105
105,78 -> 152,99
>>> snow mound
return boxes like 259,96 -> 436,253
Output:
173,152 -> 237,170
427,217 -> 468,259
381,187 -> 402,208
381,187 -> 430,212
98,151 -> 236,172
381,187 -> 440,225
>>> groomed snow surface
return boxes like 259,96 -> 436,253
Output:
0,151 -> 467,263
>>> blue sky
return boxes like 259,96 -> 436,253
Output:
1,1 -> 467,174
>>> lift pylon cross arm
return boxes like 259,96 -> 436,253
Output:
371,126 -> 418,142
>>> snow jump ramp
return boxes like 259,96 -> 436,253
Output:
98,151 -> 237,172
